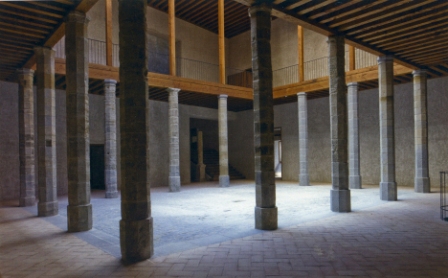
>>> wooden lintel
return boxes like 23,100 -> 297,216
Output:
54,58 -> 252,99
148,72 -> 253,99
274,63 -> 413,98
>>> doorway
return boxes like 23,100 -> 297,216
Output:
274,128 -> 282,179
90,144 -> 105,190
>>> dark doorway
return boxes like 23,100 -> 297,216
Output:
90,144 -> 105,190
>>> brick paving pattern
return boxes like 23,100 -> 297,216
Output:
1,181 -> 448,277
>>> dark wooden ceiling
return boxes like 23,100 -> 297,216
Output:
261,0 -> 448,77
0,0 -> 78,81
147,0 -> 251,38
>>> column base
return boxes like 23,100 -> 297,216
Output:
105,191 -> 119,198
380,181 -> 397,201
38,200 -> 58,217
219,175 -> 230,187
299,174 -> 310,186
169,176 -> 181,192
120,217 -> 153,263
20,196 -> 36,207
349,175 -> 362,189
67,204 -> 92,232
330,189 -> 351,212
255,206 -> 277,230
415,177 -> 430,193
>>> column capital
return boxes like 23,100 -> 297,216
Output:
34,46 -> 54,56
326,35 -> 345,44
66,11 -> 90,24
297,92 -> 306,97
166,87 -> 181,94
377,55 -> 394,64
218,94 -> 228,99
104,79 -> 117,85
249,0 -> 273,16
412,69 -> 427,77
347,82 -> 358,87
17,68 -> 34,76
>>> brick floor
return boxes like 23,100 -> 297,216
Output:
1,181 -> 448,277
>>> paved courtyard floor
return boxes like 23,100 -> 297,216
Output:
1,180 -> 448,277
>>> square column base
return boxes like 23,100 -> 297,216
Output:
105,191 -> 119,198
169,176 -> 181,192
415,177 -> 430,193
349,175 -> 362,189
38,200 -> 58,217
330,189 -> 351,212
120,218 -> 153,263
219,175 -> 230,187
299,174 -> 310,186
20,196 -> 36,207
380,182 -> 397,201
67,204 -> 92,232
255,206 -> 278,230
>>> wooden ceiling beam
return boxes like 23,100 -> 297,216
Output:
23,0 -> 100,69
0,8 -> 58,24
338,0 -> 434,32
0,14 -> 54,29
377,26 -> 448,49
351,2 -> 448,38
0,2 -> 63,18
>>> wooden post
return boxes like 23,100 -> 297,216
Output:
298,26 -> 304,82
105,0 -> 112,66
169,0 -> 176,76
219,0 -> 225,84
349,45 -> 355,71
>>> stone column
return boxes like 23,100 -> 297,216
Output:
378,55 -> 397,201
104,79 -> 118,198
118,0 -> 153,262
218,94 -> 230,187
413,70 -> 430,193
328,35 -> 351,212
297,92 -> 310,186
198,131 -> 206,182
35,47 -> 58,216
347,82 -> 362,189
65,11 -> 92,231
17,68 -> 36,207
250,1 -> 277,230
168,87 -> 181,192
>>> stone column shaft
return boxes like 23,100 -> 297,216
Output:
104,79 -> 118,198
348,83 -> 362,189
18,68 -> 36,207
250,1 -> 277,230
413,70 -> 430,193
297,92 -> 309,186
328,35 -> 351,212
218,94 -> 229,187
35,47 -> 58,216
65,11 -> 92,231
168,88 -> 181,192
118,0 -> 153,262
197,131 -> 206,182
378,55 -> 397,201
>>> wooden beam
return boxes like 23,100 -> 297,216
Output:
274,63 -> 412,98
297,25 -> 304,82
168,0 -> 176,76
23,0 -> 100,69
218,0 -> 225,84
105,0 -> 113,66
349,45 -> 355,71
